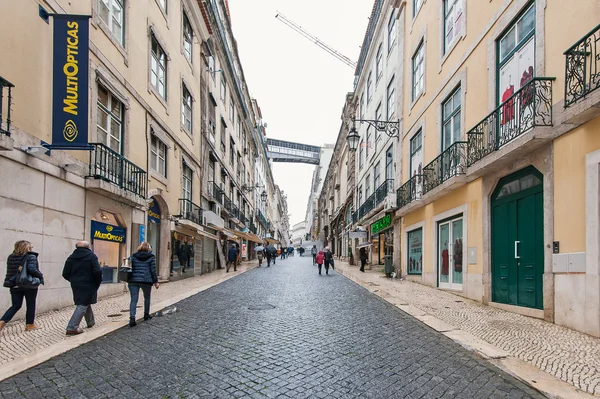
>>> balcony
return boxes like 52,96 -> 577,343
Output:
258,209 -> 269,228
178,198 -> 202,226
0,76 -> 14,150
87,143 -> 147,206
466,77 -> 554,167
355,180 -> 393,222
249,221 -> 257,234
223,195 -> 233,213
397,174 -> 423,209
213,182 -> 224,204
564,24 -> 600,107
423,141 -> 467,194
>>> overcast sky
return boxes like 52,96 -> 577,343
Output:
228,0 -> 374,226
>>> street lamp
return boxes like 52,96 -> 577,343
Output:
261,190 -> 268,202
346,116 -> 400,152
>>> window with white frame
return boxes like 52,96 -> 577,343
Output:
157,0 -> 167,13
366,126 -> 371,158
182,162 -> 192,201
229,96 -> 235,121
220,75 -> 226,102
97,84 -> 123,154
237,116 -> 241,138
182,83 -> 192,132
358,185 -> 363,205
359,140 -> 364,168
151,35 -> 167,99
442,87 -> 461,150
375,103 -> 382,148
374,162 -> 381,190
365,175 -> 371,198
183,12 -> 193,63
385,145 -> 393,181
412,41 -> 425,101
443,0 -> 463,53
413,0 -> 424,17
360,94 -> 365,119
367,72 -> 373,104
388,9 -> 397,53
376,44 -> 383,82
98,0 -> 125,45
387,76 -> 396,119
208,56 -> 216,81
150,133 -> 167,177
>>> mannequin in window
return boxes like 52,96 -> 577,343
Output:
441,242 -> 449,276
501,75 -> 515,125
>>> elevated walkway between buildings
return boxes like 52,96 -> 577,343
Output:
266,138 -> 320,165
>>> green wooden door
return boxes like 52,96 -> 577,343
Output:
491,168 -> 543,310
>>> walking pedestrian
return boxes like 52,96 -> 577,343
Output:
180,239 -> 193,273
315,250 -> 325,275
226,243 -> 239,272
266,249 -> 273,267
323,246 -> 333,275
359,247 -> 368,272
311,245 -> 317,265
257,249 -> 264,266
62,241 -> 102,335
0,240 -> 44,332
128,242 -> 159,327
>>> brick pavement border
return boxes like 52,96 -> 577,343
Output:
0,261 -> 258,382
334,260 -> 597,399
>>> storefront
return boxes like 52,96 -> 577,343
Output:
147,198 -> 161,266
370,214 -> 393,266
170,231 -> 196,278
406,227 -> 423,276
90,211 -> 127,284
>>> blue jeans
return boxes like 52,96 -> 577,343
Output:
2,288 -> 38,324
129,284 -> 152,318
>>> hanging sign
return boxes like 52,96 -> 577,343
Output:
147,199 -> 161,224
91,221 -> 126,243
51,14 -> 92,150
371,214 -> 392,235
139,225 -> 146,244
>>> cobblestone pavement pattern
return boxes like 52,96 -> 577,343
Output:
0,256 -> 545,398
335,261 -> 600,396
0,262 -> 256,366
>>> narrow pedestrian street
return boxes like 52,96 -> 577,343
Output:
0,256 -> 543,399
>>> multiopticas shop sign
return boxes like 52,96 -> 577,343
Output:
91,221 -> 126,243
371,214 -> 392,235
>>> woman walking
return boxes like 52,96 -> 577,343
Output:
128,242 -> 159,327
316,250 -> 325,275
1,240 -> 44,332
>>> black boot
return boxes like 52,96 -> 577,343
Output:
144,313 -> 152,321
129,317 -> 136,327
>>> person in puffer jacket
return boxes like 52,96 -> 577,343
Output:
1,240 -> 44,332
128,242 -> 159,327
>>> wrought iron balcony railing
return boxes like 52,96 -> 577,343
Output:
249,221 -> 257,234
258,209 -> 269,228
179,198 -> 202,225
88,143 -> 147,197
396,174 -> 424,209
0,76 -> 14,136
352,210 -> 358,224
232,203 -> 240,220
224,195 -> 233,213
213,182 -> 224,204
423,141 -> 467,195
374,179 -> 393,205
467,77 -> 555,166
565,24 -> 600,107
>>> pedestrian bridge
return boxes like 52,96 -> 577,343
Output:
266,139 -> 320,165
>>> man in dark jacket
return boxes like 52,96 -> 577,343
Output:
63,241 -> 102,335
323,247 -> 333,274
226,243 -> 239,272
359,247 -> 368,272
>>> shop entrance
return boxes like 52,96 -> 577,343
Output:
91,210 -> 126,284
491,167 -> 544,310
147,197 -> 161,267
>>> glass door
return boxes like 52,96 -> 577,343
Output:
438,216 -> 463,289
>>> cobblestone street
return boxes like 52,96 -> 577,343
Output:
0,256 -> 545,398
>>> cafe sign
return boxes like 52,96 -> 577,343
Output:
371,214 -> 392,235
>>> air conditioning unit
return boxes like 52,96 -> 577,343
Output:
384,193 -> 398,211
214,204 -> 222,215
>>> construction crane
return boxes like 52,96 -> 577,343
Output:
275,12 -> 358,70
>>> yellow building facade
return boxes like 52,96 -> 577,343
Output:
393,0 -> 600,336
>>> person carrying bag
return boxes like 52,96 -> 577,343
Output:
0,240 -> 44,332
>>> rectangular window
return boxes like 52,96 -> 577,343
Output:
229,96 -> 235,121
208,56 -> 216,81
438,215 -> 463,288
150,134 -> 167,177
358,185 -> 363,205
388,9 -> 397,53
367,72 -> 373,104
182,163 -> 192,201
157,0 -> 167,12
365,175 -> 371,198
498,5 -> 535,109
366,126 -> 371,158
359,140 -> 364,168
98,0 -> 125,45
443,0 -> 463,53
410,130 -> 423,196
97,84 -> 123,154
237,117 -> 242,138
412,41 -> 425,101
376,44 -> 383,81
183,13 -> 193,62
360,94 -> 365,119
220,76 -> 226,102
413,0 -> 424,17
385,145 -> 393,181
442,87 -> 461,150
220,120 -> 226,153
407,228 -> 423,275
387,76 -> 396,119
229,138 -> 235,166
374,162 -> 381,190
182,84 -> 193,132
151,35 -> 167,99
